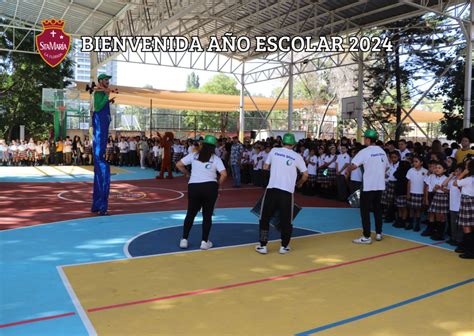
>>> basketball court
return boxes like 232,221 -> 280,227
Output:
0,167 -> 472,335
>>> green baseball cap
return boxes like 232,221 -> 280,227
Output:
98,74 -> 112,81
282,133 -> 297,145
363,129 -> 378,140
202,134 -> 217,146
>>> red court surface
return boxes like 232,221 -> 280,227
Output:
0,177 -> 347,230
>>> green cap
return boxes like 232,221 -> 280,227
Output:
363,129 -> 378,140
282,133 -> 297,145
202,134 -> 217,146
98,74 -> 112,81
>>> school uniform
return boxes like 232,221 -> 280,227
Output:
381,161 -> 398,206
457,176 -> 474,227
335,153 -> 351,201
316,155 -> 326,183
180,153 -> 226,243
307,155 -> 318,184
323,154 -> 337,183
406,167 -> 428,209
427,175 -> 449,214
251,152 -> 263,186
259,147 -> 307,248
261,151 -> 270,187
448,178 -> 463,243
351,145 -> 389,239
456,176 -> 474,258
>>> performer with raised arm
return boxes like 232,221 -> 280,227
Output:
90,74 -> 116,215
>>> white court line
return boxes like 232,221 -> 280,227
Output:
56,266 -> 97,336
383,233 -> 453,252
57,187 -> 184,204
64,228 -> 359,268
0,207 -> 357,233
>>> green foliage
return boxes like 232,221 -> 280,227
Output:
0,19 -> 74,140
183,73 -> 239,134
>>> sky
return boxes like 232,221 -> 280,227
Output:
116,61 -> 279,97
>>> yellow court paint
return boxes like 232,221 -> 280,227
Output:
63,231 -> 474,335
81,165 -> 129,174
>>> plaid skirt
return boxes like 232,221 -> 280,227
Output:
316,169 -> 325,183
381,181 -> 396,205
308,174 -> 317,184
408,193 -> 423,209
395,195 -> 407,208
172,152 -> 183,163
458,194 -> 474,227
318,168 -> 336,183
84,146 -> 92,155
18,151 -> 27,159
428,192 -> 449,214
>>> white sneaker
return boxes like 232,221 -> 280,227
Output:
141,167 -> 146,169
179,239 -> 188,249
279,246 -> 291,254
200,240 -> 213,250
352,236 -> 372,244
255,245 -> 268,254
375,234 -> 383,241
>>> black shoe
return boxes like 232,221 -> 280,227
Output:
98,211 -> 109,216
413,223 -> 421,232
405,223 -> 413,230
446,239 -> 459,246
455,246 -> 465,253
430,234 -> 445,241
459,253 -> 474,259
393,220 -> 405,228
421,226 -> 434,237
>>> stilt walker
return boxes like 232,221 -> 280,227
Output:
90,74 -> 115,215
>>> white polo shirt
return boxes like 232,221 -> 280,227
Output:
129,140 -> 137,151
181,153 -> 225,184
448,179 -> 461,211
387,162 -> 399,182
406,167 -> 428,194
307,155 -> 317,175
351,145 -> 388,192
265,147 -> 307,193
426,175 -> 448,193
323,154 -> 337,169
336,153 -> 351,174
457,176 -> 474,197
399,149 -> 411,160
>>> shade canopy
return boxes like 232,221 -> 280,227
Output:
75,82 -> 443,123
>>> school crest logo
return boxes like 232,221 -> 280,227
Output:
36,19 -> 71,67
205,163 -> 212,169
286,159 -> 293,166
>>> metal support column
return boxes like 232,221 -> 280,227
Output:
239,63 -> 245,142
288,52 -> 294,132
464,2 -> 473,128
357,49 -> 364,141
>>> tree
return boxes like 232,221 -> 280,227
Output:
186,72 -> 200,91
183,73 -> 239,135
363,14 -> 450,141
0,20 -> 74,141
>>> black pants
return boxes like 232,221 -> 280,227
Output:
259,188 -> 293,247
360,190 -> 383,238
183,182 -> 218,242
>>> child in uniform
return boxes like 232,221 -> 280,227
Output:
426,161 -> 449,241
406,156 -> 428,231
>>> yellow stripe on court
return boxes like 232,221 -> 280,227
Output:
62,231 -> 474,335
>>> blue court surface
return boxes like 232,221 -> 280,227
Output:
0,207 -> 464,335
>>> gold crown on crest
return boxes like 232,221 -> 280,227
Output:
41,19 -> 65,30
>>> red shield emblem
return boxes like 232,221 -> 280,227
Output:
36,19 -> 71,67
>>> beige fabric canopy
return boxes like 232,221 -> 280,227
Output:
75,82 -> 443,123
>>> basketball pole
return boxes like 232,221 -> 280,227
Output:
357,49 -> 364,142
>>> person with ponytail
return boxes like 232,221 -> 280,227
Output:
176,135 -> 227,250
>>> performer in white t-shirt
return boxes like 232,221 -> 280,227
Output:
346,130 -> 388,244
255,133 -> 308,255
176,135 -> 227,251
